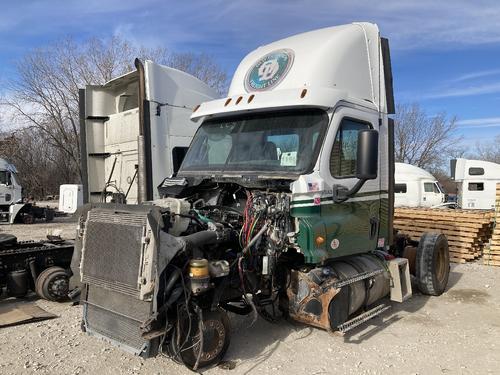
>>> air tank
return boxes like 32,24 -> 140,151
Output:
7,269 -> 29,297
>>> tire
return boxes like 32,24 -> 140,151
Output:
169,308 -> 231,370
35,266 -> 69,302
416,233 -> 450,296
22,214 -> 34,225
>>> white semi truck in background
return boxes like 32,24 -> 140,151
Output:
394,162 -> 445,208
0,158 -> 22,220
451,158 -> 500,210
80,59 -> 217,205
0,158 -> 56,224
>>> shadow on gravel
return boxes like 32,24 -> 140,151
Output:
341,265 -> 463,344
224,265 -> 464,368
225,313 -> 315,374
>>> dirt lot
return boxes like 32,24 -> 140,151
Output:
1,220 -> 500,374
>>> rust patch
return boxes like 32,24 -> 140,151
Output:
287,269 -> 340,330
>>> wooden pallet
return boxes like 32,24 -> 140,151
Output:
395,205 -> 494,263
482,183 -> 500,266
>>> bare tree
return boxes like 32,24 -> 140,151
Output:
167,52 -> 228,96
471,135 -> 500,163
1,36 -> 228,197
394,103 -> 461,171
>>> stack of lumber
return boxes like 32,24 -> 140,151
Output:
394,207 -> 495,263
483,183 -> 500,266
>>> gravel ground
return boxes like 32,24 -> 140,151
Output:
1,220 -> 500,374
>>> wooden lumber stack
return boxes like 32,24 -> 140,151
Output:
394,207 -> 495,263
483,183 -> 500,266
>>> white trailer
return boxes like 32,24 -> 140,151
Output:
451,158 -> 500,209
394,162 -> 445,207
81,59 -> 217,204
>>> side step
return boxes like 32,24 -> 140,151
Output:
388,258 -> 412,302
336,304 -> 391,334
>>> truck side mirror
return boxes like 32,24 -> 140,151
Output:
356,129 -> 378,180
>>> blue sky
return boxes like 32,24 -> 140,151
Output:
1,0 -> 500,149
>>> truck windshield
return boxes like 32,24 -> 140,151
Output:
180,108 -> 328,175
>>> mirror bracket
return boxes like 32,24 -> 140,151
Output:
332,179 -> 366,203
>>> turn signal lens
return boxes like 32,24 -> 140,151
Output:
315,236 -> 325,246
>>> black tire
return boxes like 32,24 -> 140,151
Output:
416,233 -> 450,296
169,308 -> 231,370
35,266 -> 69,302
22,214 -> 34,224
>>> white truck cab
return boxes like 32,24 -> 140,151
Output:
0,158 -> 22,209
81,59 -> 217,204
451,158 -> 500,209
394,162 -> 445,207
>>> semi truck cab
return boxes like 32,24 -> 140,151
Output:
0,158 -> 23,221
75,23 -> 449,370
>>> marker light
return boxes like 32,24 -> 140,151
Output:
315,236 -> 325,246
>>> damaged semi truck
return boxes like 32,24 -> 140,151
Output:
72,23 -> 450,370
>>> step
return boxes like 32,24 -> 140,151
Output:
336,304 -> 391,334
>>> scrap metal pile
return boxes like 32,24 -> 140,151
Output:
0,234 -> 73,300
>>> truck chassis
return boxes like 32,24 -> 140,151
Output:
0,234 -> 73,300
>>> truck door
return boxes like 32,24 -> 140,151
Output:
422,181 -> 442,207
320,106 -> 381,258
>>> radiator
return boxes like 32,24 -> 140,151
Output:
80,205 -> 159,357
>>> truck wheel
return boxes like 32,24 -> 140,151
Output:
35,266 -> 69,302
416,233 -> 450,296
22,214 -> 34,224
169,308 -> 231,370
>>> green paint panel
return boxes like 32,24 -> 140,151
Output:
293,197 -> 389,264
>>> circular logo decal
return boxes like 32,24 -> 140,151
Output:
330,239 -> 340,250
245,49 -> 294,92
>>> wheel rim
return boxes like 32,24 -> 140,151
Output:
435,244 -> 447,285
172,309 -> 230,368
46,275 -> 69,299
195,319 -> 227,363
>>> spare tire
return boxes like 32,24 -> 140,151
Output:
416,233 -> 450,296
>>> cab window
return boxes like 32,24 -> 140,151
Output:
0,171 -> 11,186
468,182 -> 484,191
330,118 -> 371,178
468,167 -> 484,176
424,182 -> 440,193
395,183 -> 407,193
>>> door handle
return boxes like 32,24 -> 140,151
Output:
369,217 -> 379,240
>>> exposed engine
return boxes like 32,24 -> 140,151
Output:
76,181 -> 405,370
157,183 -> 297,320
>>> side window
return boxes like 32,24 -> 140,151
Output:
0,171 -> 11,186
468,182 -> 484,191
394,183 -> 407,193
330,118 -> 371,177
468,167 -> 484,176
424,182 -> 434,193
